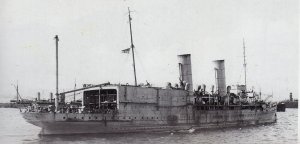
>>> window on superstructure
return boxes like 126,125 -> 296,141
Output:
83,89 -> 117,113
100,89 -> 118,111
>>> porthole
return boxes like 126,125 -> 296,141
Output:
82,117 -> 84,119
89,117 -> 91,119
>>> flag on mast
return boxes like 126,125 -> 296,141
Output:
122,48 -> 131,54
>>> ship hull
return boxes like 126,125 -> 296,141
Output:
22,108 -> 276,135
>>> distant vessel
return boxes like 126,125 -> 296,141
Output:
279,93 -> 298,108
8,83 -> 33,108
276,103 -> 286,112
21,8 -> 277,135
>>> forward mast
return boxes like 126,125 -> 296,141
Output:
128,7 -> 137,86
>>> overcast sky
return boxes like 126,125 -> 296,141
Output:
0,0 -> 298,102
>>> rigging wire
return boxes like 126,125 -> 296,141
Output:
134,49 -> 150,84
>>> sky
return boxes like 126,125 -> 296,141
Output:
0,0 -> 298,102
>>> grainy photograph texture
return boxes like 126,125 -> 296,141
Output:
0,0 -> 298,144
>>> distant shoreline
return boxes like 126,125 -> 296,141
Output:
0,103 -> 16,108
0,103 -> 30,108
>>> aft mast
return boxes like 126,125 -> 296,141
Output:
12,82 -> 22,102
73,79 -> 76,102
54,35 -> 59,112
128,7 -> 138,86
16,83 -> 19,102
243,39 -> 247,91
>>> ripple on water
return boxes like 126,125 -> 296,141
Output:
0,108 -> 298,144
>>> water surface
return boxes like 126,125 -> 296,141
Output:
0,108 -> 297,144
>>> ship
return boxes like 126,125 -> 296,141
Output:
7,85 -> 61,108
279,93 -> 298,108
21,8 -> 277,135
6,83 -> 33,108
276,102 -> 286,112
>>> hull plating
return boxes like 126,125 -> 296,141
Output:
22,108 -> 276,135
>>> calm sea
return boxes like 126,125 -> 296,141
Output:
0,108 -> 298,144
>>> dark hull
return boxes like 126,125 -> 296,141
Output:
285,102 -> 298,108
22,108 -> 276,135
277,103 -> 286,112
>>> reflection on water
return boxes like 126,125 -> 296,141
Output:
0,108 -> 298,144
